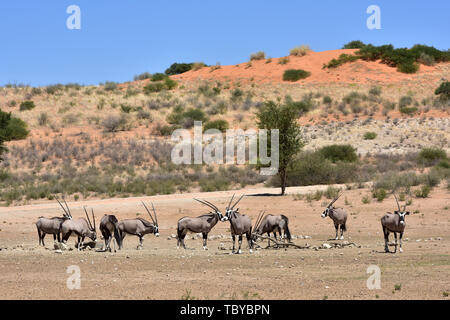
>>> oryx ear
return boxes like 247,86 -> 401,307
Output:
394,210 -> 399,214
406,211 -> 410,215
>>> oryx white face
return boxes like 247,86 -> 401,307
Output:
154,225 -> 160,237
222,208 -> 235,221
395,210 -> 410,225
215,210 -> 225,221
321,207 -> 331,218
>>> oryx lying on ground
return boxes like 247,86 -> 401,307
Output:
321,192 -> 347,240
176,198 -> 223,250
222,194 -> 254,254
118,202 -> 159,250
35,198 -> 72,246
252,211 -> 291,246
99,214 -> 122,252
61,206 -> 97,250
381,194 -> 410,253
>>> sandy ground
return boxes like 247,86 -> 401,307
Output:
0,184 -> 449,300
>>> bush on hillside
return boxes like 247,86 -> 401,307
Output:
283,69 -> 311,82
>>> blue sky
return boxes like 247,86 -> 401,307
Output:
1,0 -> 449,86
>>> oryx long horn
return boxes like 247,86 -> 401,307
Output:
254,210 -> 265,231
141,201 -> 156,224
151,202 -> 158,226
91,208 -> 96,231
63,197 -> 72,218
55,197 -> 70,218
84,206 -> 94,230
227,194 -> 235,209
202,199 -> 219,212
194,198 -> 217,212
231,194 -> 245,209
393,193 -> 401,211
329,192 -> 342,207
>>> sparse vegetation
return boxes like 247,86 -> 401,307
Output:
250,51 -> 266,61
289,45 -> 310,57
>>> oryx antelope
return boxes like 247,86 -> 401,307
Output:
222,194 -> 254,254
176,198 -> 223,250
252,212 -> 291,246
35,198 -> 72,246
61,206 -> 97,250
321,192 -> 347,240
118,202 -> 159,250
381,194 -> 410,253
99,214 -> 122,252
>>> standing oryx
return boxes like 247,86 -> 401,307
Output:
36,198 -> 72,246
252,211 -> 291,246
99,214 -> 122,252
61,206 -> 97,250
117,202 -> 159,250
176,198 -> 223,250
321,192 -> 347,240
381,194 -> 410,253
222,194 -> 254,254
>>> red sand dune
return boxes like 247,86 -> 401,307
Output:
172,49 -> 443,84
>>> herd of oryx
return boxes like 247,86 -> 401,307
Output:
35,192 -> 411,254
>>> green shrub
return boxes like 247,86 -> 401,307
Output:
144,82 -> 165,94
324,186 -> 340,199
342,40 -> 366,49
0,111 -> 29,141
104,81 -> 118,91
165,63 -> 193,75
323,54 -> 359,69
417,52 -> 435,66
399,105 -> 418,115
164,77 -> 177,90
318,144 -> 357,163
151,73 -> 168,81
418,148 -> 447,166
435,81 -> 450,100
203,119 -> 229,132
101,114 -> 129,132
19,100 -> 35,111
133,72 -> 152,81
363,132 -> 377,140
250,51 -> 266,61
397,62 -> 419,73
372,188 -> 387,202
399,96 -> 412,108
369,86 -> 382,96
283,69 -> 311,82
415,185 -> 431,198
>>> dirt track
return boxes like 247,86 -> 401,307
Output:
0,185 -> 449,300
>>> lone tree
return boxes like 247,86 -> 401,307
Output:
256,101 -> 303,195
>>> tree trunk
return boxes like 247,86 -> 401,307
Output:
279,169 -> 287,195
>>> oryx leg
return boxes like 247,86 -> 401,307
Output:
237,235 -> 243,254
202,232 -> 208,250
383,230 -> 390,253
120,233 -> 126,249
53,234 -> 57,243
41,233 -> 46,246
393,232 -> 398,253
339,225 -> 344,240
137,234 -> 144,249
232,235 -> 236,253
334,223 -> 339,240
37,227 -> 42,246
246,233 -> 253,253
266,232 -> 271,247
399,232 -> 404,253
